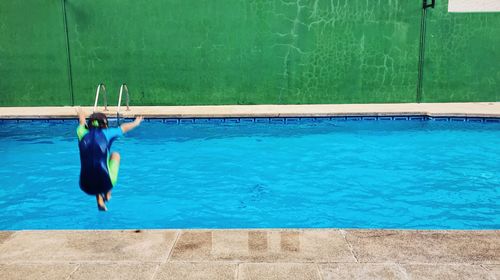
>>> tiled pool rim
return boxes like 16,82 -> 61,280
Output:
2,115 -> 500,124
1,103 -> 500,120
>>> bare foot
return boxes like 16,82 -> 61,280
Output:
105,191 -> 112,202
96,194 -> 107,211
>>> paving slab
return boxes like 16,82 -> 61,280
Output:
70,263 -> 157,280
169,230 -> 354,262
483,265 -> 499,279
0,229 -> 498,279
345,230 -> 500,264
402,264 -> 494,280
238,263 -> 321,280
319,263 -> 407,280
0,230 -> 178,263
155,262 -> 237,280
0,232 -> 14,245
0,264 -> 78,280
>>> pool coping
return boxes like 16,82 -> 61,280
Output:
0,102 -> 499,119
0,229 -> 498,279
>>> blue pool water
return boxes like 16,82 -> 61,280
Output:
0,118 -> 499,230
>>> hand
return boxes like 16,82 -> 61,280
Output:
75,106 -> 84,117
134,116 -> 144,125
120,116 -> 143,133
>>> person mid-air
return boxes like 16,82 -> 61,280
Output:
76,108 -> 143,211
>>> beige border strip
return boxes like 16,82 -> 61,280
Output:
448,0 -> 500,13
0,103 -> 499,119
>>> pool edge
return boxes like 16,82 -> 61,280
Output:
1,103 -> 499,119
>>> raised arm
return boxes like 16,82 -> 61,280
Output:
76,107 -> 87,126
120,116 -> 143,134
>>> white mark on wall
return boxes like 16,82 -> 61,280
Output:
449,0 -> 500,13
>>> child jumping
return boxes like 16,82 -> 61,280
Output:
76,108 -> 143,211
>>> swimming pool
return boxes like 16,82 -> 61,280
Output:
0,117 -> 498,230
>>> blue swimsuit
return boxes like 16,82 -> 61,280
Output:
77,126 -> 122,195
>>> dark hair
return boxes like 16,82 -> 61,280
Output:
87,112 -> 108,129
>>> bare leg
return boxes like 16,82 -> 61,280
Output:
96,194 -> 107,211
106,152 -> 121,201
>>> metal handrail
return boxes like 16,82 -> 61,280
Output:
117,83 -> 130,118
93,83 -> 108,112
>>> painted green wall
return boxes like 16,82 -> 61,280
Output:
423,0 -> 500,102
0,0 -> 70,106
0,0 -> 499,106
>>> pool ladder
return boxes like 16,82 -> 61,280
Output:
93,83 -> 131,122
93,83 -> 108,112
117,83 -> 130,119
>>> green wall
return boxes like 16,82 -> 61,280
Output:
0,0 -> 499,106
423,0 -> 500,102
0,0 -> 70,106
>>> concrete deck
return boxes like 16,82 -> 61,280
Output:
0,102 -> 499,119
0,229 -> 498,279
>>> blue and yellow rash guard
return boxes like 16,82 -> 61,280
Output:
77,125 -> 122,195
